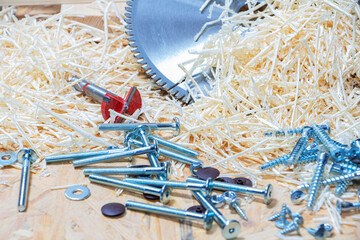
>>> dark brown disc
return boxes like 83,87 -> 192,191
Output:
130,165 -> 152,178
101,203 -> 125,217
195,167 -> 220,180
187,205 -> 206,214
233,177 -> 253,187
214,177 -> 235,184
143,193 -> 160,200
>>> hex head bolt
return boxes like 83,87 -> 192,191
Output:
123,178 -> 213,197
229,198 -> 248,221
88,174 -> 172,204
45,146 -> 128,163
279,213 -> 304,235
275,204 -> 291,229
187,177 -> 273,205
336,200 -> 360,214
192,190 -> 241,239
125,200 -> 215,230
83,161 -> 171,178
98,117 -> 180,135
72,143 -> 158,167
307,152 -> 329,211
312,123 -> 345,161
17,149 -> 38,212
285,127 -> 313,166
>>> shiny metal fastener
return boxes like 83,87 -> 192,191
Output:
65,185 -> 90,201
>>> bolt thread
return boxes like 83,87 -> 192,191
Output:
280,222 -> 299,235
260,151 -> 318,171
338,162 -> 360,172
268,212 -> 281,221
312,124 -> 344,160
280,204 -> 287,224
322,171 -> 360,185
234,204 -> 248,221
286,137 -> 311,165
334,181 -> 351,197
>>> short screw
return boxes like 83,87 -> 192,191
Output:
279,213 -> 304,235
83,161 -> 171,179
336,200 -> 360,214
18,149 -> 38,212
312,123 -> 345,161
72,143 -> 158,167
192,190 -> 241,239
307,152 -> 329,211
307,223 -> 333,240
187,177 -> 273,205
125,200 -> 215,230
334,180 -> 351,197
98,117 -> 180,135
264,124 -> 330,137
89,174 -> 172,204
229,198 -> 248,221
268,206 -> 292,221
285,127 -> 313,165
275,204 -> 291,229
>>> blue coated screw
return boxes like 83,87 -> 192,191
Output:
148,134 -> 199,157
279,213 -> 304,235
334,180 -> 351,197
229,198 -> 248,221
264,124 -> 330,137
275,203 -> 290,229
285,127 -> 313,166
260,151 -> 318,171
336,200 -> 360,214
307,223 -> 333,239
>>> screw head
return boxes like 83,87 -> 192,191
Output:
351,138 -> 360,148
210,194 -> 225,208
222,220 -> 241,239
134,125 -> 151,137
160,161 -> 172,179
173,117 -> 180,135
203,210 -> 215,230
159,185 -> 172,204
229,198 -> 241,210
291,213 -> 304,225
223,191 -> 238,204
189,163 -> 203,176
290,190 -> 305,205
264,184 -> 273,205
17,149 -> 37,164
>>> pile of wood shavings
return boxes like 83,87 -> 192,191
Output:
0,0 -> 359,233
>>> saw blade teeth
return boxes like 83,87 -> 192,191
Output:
127,36 -> 135,42
124,18 -> 132,24
131,48 -> 140,53
146,69 -> 155,75
125,30 -> 133,36
125,7 -> 132,12
129,41 -> 137,48
126,1 -> 133,7
125,24 -> 132,30
124,12 -> 132,18
137,59 -> 146,65
141,64 -> 149,70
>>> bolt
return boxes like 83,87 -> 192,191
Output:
148,134 -> 199,157
123,177 -> 213,197
336,200 -> 360,214
307,223 -> 333,240
307,152 -> 329,211
17,149 -> 38,212
187,177 -> 273,204
285,127 -> 313,165
83,161 -> 171,179
89,174 -> 172,204
312,123 -> 345,161
72,143 -> 158,167
229,198 -> 248,221
264,124 -> 330,137
192,190 -> 241,239
45,146 -> 128,163
125,200 -> 215,230
98,117 -> 180,135
279,213 -> 304,235
275,204 -> 291,229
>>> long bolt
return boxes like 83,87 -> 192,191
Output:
187,177 -> 273,204
285,127 -> 313,166
72,143 -> 157,167
89,174 -> 172,204
336,200 -> 360,214
229,198 -> 248,221
148,134 -> 199,157
83,161 -> 171,179
18,149 -> 38,212
192,190 -> 241,239
45,146 -> 128,163
98,117 -> 180,134
264,124 -> 330,137
312,123 -> 345,161
123,177 -> 213,196
307,152 -> 329,211
125,200 -> 215,230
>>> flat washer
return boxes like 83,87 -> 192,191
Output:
0,151 -> 17,166
65,185 -> 90,201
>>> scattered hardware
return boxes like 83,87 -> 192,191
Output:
129,164 -> 152,178
214,177 -> 235,184
65,185 -> 91,201
210,194 -> 226,208
101,203 -> 126,217
18,149 -> 37,212
222,191 -> 238,203
268,204 -> 292,229
70,76 -> 142,123
307,223 -> 333,240
229,198 -> 248,221
279,212 -> 304,235
0,151 -> 17,166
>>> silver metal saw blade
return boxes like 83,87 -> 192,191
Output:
125,0 -> 249,103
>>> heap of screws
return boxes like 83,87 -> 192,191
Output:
261,123 -> 360,214
46,118 -> 274,240
268,204 -> 304,235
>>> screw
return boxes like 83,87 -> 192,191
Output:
334,162 -> 360,173
17,149 -> 38,212
275,204 -> 291,229
210,194 -> 226,208
285,127 -> 313,165
45,146 -> 128,163
72,143 -> 158,167
334,180 -> 351,197
123,177 -> 213,197
192,190 -> 241,239
290,190 -> 306,204
229,198 -> 248,221
279,213 -> 304,235
222,191 -> 238,203
89,174 -> 172,204
98,117 -> 180,135
187,177 -> 273,204
268,206 -> 292,221
307,223 -> 333,240
307,152 -> 329,211
264,124 -> 330,137
148,134 -> 199,157
125,200 -> 215,230
336,200 -> 360,214
83,161 -> 171,179
312,123 -> 345,161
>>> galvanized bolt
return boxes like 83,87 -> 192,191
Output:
98,117 -> 180,135
123,177 -> 213,197
45,146 -> 128,163
279,213 -> 304,235
192,190 -> 241,239
187,177 -> 273,205
285,127 -> 313,166
336,200 -> 360,214
307,223 -> 333,240
229,198 -> 248,221
148,134 -> 199,157
83,161 -> 171,179
18,149 -> 38,212
264,124 -> 330,137
275,204 -> 291,229
307,152 -> 329,210
125,200 -> 215,230
72,143 -> 158,167
89,174 -> 172,204
312,123 -> 345,161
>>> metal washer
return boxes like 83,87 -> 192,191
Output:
0,151 -> 17,166
65,185 -> 90,201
